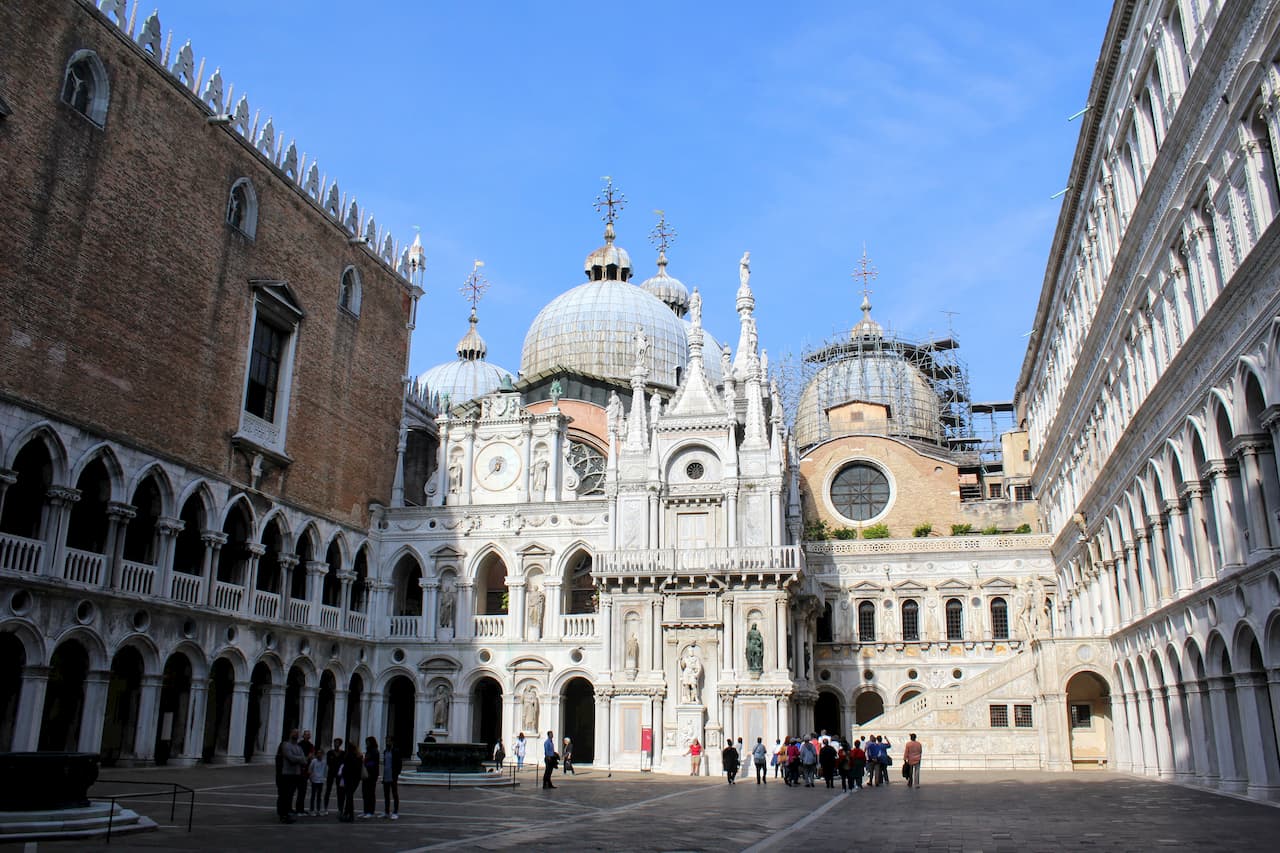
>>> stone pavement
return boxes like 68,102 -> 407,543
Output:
36,764 -> 1280,852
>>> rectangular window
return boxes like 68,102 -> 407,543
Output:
946,601 -> 964,641
988,482 -> 1003,499
245,319 -> 285,422
858,603 -> 876,642
901,601 -> 919,642
1014,704 -> 1034,728
1014,485 -> 1033,502
989,705 -> 1009,728
1070,703 -> 1092,729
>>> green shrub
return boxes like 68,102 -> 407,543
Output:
1014,523 -> 1032,534
862,523 -> 890,539
803,519 -> 830,541
950,523 -> 973,536
832,527 -> 858,540
981,524 -> 1001,535
912,523 -> 933,538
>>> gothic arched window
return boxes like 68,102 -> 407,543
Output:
226,178 -> 258,238
61,50 -> 110,126
568,441 -> 605,496
339,266 -> 362,316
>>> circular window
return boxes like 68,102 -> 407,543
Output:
9,590 -> 31,615
264,632 -> 277,650
182,619 -> 196,639
478,649 -> 492,663
686,461 -> 705,480
75,600 -> 95,625
907,669 -> 918,680
226,626 -> 238,643
819,669 -> 831,681
131,610 -> 150,632
299,639 -> 311,656
952,668 -> 963,680
329,643 -> 340,659
830,462 -> 890,521
392,648 -> 406,663
863,669 -> 874,681
569,648 -> 584,663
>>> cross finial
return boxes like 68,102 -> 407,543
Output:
852,244 -> 878,305
460,260 -> 489,311
593,176 -> 626,241
649,209 -> 676,265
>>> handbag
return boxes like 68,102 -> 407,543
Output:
902,762 -> 911,779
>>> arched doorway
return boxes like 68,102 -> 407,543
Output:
561,678 -> 595,764
39,639 -> 89,752
0,633 -> 27,750
244,662 -> 272,760
853,690 -> 884,726
472,677 -> 502,749
346,674 -> 364,746
283,666 -> 305,738
316,671 -> 337,749
203,657 -> 236,761
385,676 -> 416,760
1065,670 -> 1111,769
814,691 -> 842,738
156,653 -> 192,764
101,646 -> 145,765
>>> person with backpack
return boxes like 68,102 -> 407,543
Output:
836,741 -> 852,791
878,736 -> 894,786
865,736 -> 881,787
721,741 -> 740,784
785,738 -> 801,786
850,739 -> 866,790
752,737 -> 769,784
799,736 -> 818,787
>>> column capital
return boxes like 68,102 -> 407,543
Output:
543,577 -> 563,589
201,530 -> 229,547
245,543 -> 267,557
1200,459 -> 1239,481
1162,500 -> 1185,516
46,485 -> 81,505
277,553 -> 300,571
106,501 -> 136,522
156,516 -> 185,536
1233,671 -> 1268,689
337,570 -> 356,584
1260,404 -> 1280,432
305,560 -> 328,576
1179,480 -> 1209,500
505,578 -> 527,590
420,578 -> 440,590
1227,433 -> 1272,456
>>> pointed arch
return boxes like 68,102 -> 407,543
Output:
258,507 -> 293,546
218,492 -> 257,532
70,443 -> 126,502
5,422 -> 69,484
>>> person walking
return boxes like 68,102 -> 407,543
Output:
686,738 -> 703,775
543,730 -> 557,789
494,737 -> 506,771
865,736 -> 881,787
382,735 -> 402,819
819,738 -> 838,789
799,736 -> 818,787
878,736 -> 894,786
850,739 -> 866,790
337,742 -> 363,822
360,736 -> 380,818
514,732 -> 527,771
562,737 -> 575,774
721,741 -> 739,784
773,739 -> 785,779
752,737 -> 769,784
904,732 -> 923,787
307,748 -> 326,815
836,741 -> 852,792
785,738 -> 801,786
323,738 -> 344,815
735,737 -> 745,783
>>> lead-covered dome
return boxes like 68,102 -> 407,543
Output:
418,310 -> 514,407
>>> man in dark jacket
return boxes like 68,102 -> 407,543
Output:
294,729 -> 314,814
721,741 -> 740,784
339,743 -> 364,822
819,739 -> 838,788
382,735 -> 403,819
323,739 -> 344,815
276,730 -> 307,823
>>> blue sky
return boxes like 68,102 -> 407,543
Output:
155,1 -> 1111,404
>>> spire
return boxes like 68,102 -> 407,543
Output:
625,326 -> 650,451
649,209 -> 676,274
641,210 -> 690,317
586,177 -> 632,281
666,288 -> 725,418
456,260 -> 489,360
851,245 -> 883,339
733,251 -> 758,378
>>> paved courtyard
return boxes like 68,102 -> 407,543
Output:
43,764 -> 1280,852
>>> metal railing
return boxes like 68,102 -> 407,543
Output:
95,777 -> 195,843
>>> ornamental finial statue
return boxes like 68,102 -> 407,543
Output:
739,251 -> 751,291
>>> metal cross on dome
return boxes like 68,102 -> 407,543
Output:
593,176 -> 627,226
460,259 -> 489,310
649,209 -> 677,255
851,244 -> 878,302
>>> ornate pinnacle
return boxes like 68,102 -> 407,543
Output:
593,176 -> 626,242
852,244 -> 878,313
649,209 -> 677,266
460,260 -> 489,311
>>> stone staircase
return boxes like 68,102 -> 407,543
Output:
0,802 -> 157,842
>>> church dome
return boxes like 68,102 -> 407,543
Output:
639,252 -> 690,318
521,278 -> 689,387
794,353 -> 941,448
418,310 -> 514,407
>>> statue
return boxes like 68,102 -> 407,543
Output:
606,391 -> 624,434
438,586 -> 456,629
882,601 -> 898,641
1029,577 -> 1049,638
721,345 -> 732,380
633,326 -> 649,371
690,288 -> 702,326
745,623 -> 764,674
679,645 -> 703,704
549,379 -> 563,407
739,251 -> 751,291
527,586 -> 545,635
624,631 -> 640,670
531,451 -> 549,498
522,685 -> 539,732
650,393 -> 662,425
925,602 -> 939,641
447,461 -> 462,495
432,683 -> 451,729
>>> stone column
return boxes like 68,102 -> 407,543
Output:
1203,461 -> 1245,567
1163,683 -> 1194,782
1098,562 -> 1117,632
1233,671 -> 1280,799
227,681 -> 252,762
1181,679 -> 1216,785
543,578 -> 563,642
154,516 -> 183,601
722,594 -> 735,674
650,597 -> 663,672
651,693 -> 665,769
241,543 -> 266,617
1206,676 -> 1246,792
506,577 -> 526,641
306,561 -> 328,627
600,597 -> 614,673
595,693 -> 612,771
300,685 -> 318,737
456,579 -> 475,639
1133,529 -> 1155,612
1231,435 -> 1277,553
1163,501 -> 1192,595
104,501 -> 136,590
774,595 -> 788,673
1120,691 -> 1144,774
1148,686 -> 1176,779
278,553 -> 299,621
41,486 -> 80,577
12,666 -> 49,751
462,425 -> 476,504
0,468 -> 16,522
1109,691 -> 1131,773
1145,517 -> 1172,605
338,570 -> 356,626
331,688 -> 349,747
132,673 -> 165,763
266,684 -> 288,752
1120,543 -> 1139,620
201,531 -> 228,607
77,670 -> 112,754
421,579 -> 438,641
1181,481 -> 1216,584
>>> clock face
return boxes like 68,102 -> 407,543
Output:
474,442 -> 521,492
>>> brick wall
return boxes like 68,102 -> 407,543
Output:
0,0 -> 411,527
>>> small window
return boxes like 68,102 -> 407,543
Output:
1022,448 -> 1030,462
1014,704 -> 1034,728
1070,703 -> 1093,729
61,50 -> 110,126
338,266 -> 362,316
989,705 -> 1009,728
901,599 -> 919,641
988,482 -> 1003,499
227,178 -> 258,238
1013,484 -> 1033,502
858,601 -> 876,642
945,598 -> 964,641
990,597 -> 1009,640
245,318 -> 285,422
816,602 -> 833,643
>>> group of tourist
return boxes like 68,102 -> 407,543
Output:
493,731 -> 576,778
713,732 -> 923,790
274,729 -> 403,823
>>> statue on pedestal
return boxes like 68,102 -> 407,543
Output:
522,685 -> 540,732
438,587 -> 456,629
624,631 -> 640,670
527,586 -> 545,637
679,645 -> 703,705
432,683 -> 451,729
745,623 -> 764,674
